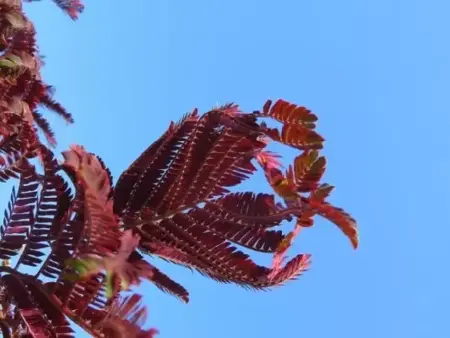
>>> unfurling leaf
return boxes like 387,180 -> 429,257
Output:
256,152 -> 298,203
255,150 -> 283,170
293,150 -> 326,192
4,12 -> 27,29
65,230 -> 143,298
61,144 -> 113,202
0,56 -> 19,70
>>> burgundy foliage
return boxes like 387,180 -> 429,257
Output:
0,0 -> 358,337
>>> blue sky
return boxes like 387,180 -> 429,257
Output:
20,0 -> 449,337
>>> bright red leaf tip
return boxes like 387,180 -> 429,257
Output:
255,150 -> 284,170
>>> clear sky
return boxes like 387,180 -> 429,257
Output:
21,0 -> 449,337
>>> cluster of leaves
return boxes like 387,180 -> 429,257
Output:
0,1 -> 157,336
0,0 -> 358,337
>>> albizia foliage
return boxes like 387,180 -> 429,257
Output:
0,0 -> 358,337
